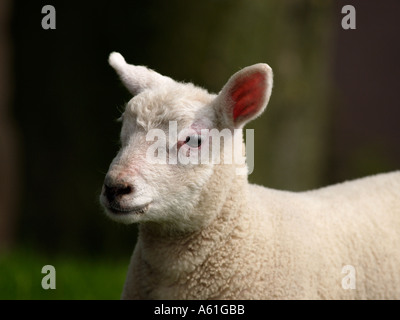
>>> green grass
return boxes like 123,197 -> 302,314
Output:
0,248 -> 128,300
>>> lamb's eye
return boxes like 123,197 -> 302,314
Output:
185,135 -> 202,148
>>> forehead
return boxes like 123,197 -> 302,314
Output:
124,83 -> 215,130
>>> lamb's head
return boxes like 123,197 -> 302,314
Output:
100,52 -> 273,231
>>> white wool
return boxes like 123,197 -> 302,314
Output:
101,52 -> 400,299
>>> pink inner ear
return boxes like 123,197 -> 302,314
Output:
231,72 -> 266,121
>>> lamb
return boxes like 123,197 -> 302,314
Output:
100,52 -> 400,299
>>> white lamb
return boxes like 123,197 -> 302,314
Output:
100,52 -> 400,299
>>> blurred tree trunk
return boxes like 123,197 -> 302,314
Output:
329,0 -> 400,183
0,0 -> 19,253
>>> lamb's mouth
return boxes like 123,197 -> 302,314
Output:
107,203 -> 150,215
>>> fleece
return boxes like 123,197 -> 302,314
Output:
122,170 -> 400,299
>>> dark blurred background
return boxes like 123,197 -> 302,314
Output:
1,0 -> 399,258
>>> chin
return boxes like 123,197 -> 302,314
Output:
104,209 -> 144,224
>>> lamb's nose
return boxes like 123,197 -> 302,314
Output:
104,181 -> 133,203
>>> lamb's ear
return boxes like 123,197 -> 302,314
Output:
108,52 -> 173,96
215,64 -> 273,129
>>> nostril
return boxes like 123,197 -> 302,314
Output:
119,185 -> 133,195
104,182 -> 134,202
104,185 -> 116,202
